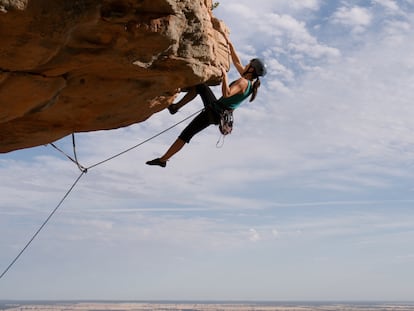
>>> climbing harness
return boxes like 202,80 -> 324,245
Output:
0,107 -> 203,280
218,109 -> 234,136
216,109 -> 233,148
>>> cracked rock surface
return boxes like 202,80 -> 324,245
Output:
0,0 -> 229,153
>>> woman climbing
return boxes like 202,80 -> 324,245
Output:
146,39 -> 266,168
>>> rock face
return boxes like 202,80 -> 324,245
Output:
0,0 -> 229,153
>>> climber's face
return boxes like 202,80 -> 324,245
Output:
243,65 -> 256,80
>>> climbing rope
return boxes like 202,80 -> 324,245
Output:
0,107 -> 203,280
87,108 -> 203,170
0,172 -> 85,280
216,133 -> 226,148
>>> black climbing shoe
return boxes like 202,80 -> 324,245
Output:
168,104 -> 179,115
146,158 -> 167,168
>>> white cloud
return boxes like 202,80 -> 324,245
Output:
373,0 -> 400,13
216,3 -> 340,78
288,0 -> 321,11
272,229 -> 280,239
331,6 -> 373,33
248,228 -> 261,242
381,19 -> 412,44
216,0 -> 321,16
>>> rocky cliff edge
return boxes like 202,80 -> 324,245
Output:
0,0 -> 229,153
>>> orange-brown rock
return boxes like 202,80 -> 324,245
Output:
0,0 -> 229,153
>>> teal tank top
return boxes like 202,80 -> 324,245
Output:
215,80 -> 252,111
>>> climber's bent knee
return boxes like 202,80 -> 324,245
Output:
178,134 -> 191,144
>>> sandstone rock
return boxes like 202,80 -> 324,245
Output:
0,0 -> 230,153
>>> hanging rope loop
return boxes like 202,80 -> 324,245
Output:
50,134 -> 87,173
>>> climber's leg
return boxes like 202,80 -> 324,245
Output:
168,87 -> 197,114
146,109 -> 214,167
195,84 -> 217,108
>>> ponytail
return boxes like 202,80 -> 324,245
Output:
249,78 -> 261,102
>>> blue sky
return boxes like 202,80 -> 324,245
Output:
1,0 -> 414,300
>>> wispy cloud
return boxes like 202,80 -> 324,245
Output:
373,0 -> 401,13
331,6 -> 373,33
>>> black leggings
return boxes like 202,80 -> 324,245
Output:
178,84 -> 220,143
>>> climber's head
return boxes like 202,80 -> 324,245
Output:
243,58 -> 266,102
250,58 -> 267,77
242,58 -> 267,81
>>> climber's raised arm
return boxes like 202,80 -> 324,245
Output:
226,39 -> 246,76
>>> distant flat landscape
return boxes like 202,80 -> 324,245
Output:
1,302 -> 414,311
